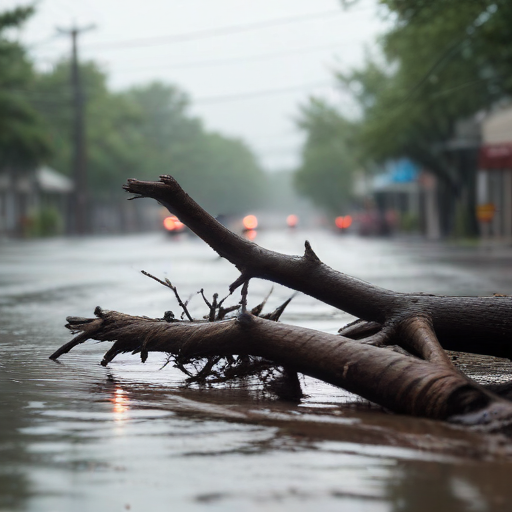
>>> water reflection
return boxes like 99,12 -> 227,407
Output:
111,387 -> 130,419
244,228 -> 257,241
3,233 -> 512,511
385,460 -> 511,512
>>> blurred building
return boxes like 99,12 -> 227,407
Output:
360,158 -> 441,238
477,105 -> 512,240
440,116 -> 482,238
372,158 -> 421,231
0,166 -> 73,237
358,108 -> 512,241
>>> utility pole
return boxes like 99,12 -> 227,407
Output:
57,24 -> 95,235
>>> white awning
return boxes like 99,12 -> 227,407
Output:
36,166 -> 73,193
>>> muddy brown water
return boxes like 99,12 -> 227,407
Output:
2,231 -> 512,511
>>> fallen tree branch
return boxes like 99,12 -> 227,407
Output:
51,308 -> 512,433
49,175 -> 512,435
122,176 -> 512,358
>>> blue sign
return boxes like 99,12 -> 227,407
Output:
384,158 -> 419,183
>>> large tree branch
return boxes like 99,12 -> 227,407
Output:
51,308 -> 512,431
124,176 -> 394,322
49,174 -> 512,434
123,176 -> 512,358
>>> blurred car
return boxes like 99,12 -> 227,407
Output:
162,215 -> 186,235
242,214 -> 258,231
335,215 -> 353,233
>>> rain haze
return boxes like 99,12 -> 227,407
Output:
3,1 -> 512,511
7,0 -> 388,170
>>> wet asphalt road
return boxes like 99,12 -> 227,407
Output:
2,230 -> 512,512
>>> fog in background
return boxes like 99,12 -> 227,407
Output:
6,0 -> 388,171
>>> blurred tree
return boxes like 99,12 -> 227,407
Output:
351,0 -> 505,171
380,0 -> 512,95
126,82 -> 266,215
0,6 -> 50,170
33,60 -> 143,199
34,73 -> 266,215
294,98 -> 359,215
186,132 -> 266,216
298,0 -> 512,234
344,0 -> 512,235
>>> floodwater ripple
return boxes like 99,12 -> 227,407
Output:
1,232 -> 512,511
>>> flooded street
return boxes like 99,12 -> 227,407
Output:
2,230 -> 512,512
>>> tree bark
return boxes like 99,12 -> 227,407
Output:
50,175 -> 512,435
122,175 -> 512,359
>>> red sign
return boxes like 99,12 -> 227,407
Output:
479,144 -> 512,169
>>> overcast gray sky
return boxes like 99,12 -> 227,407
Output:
7,0 -> 390,171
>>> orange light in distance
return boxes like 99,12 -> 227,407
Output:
243,215 -> 258,230
335,216 -> 353,229
163,216 -> 176,231
287,214 -> 298,227
342,215 -> 352,229
164,216 -> 184,231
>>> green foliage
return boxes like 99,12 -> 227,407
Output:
32,67 -> 265,212
294,98 -> 358,214
122,82 -> 266,214
380,0 -> 512,95
26,206 -> 63,237
179,132 -> 266,216
0,6 -> 50,169
344,0 -> 511,184
33,61 -> 145,196
295,0 -> 512,232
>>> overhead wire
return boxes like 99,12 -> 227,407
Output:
17,3 -> 378,108
110,39 -> 358,74
82,9 -> 347,51
193,80 -> 333,105
8,78 -> 335,108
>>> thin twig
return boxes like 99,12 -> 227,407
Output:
199,289 -> 218,322
141,270 -> 194,321
251,286 -> 274,316
217,304 -> 241,320
260,292 -> 297,321
179,291 -> 195,320
199,288 -> 212,309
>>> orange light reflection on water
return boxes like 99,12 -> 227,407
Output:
111,387 -> 130,421
245,229 -> 257,241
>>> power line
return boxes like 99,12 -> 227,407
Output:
111,39 -> 357,75
193,80 -> 333,105
8,77 -> 335,105
26,34 -> 61,50
83,9 -> 344,51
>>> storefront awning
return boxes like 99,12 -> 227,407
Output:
36,166 -> 73,193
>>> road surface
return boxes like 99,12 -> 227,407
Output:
1,230 -> 512,511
